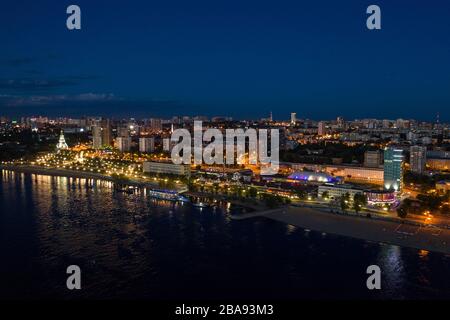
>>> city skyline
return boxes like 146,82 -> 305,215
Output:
1,0 -> 450,121
1,0 -> 450,307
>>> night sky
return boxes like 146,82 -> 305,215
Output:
1,0 -> 450,121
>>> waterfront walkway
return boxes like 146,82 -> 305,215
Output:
235,206 -> 450,254
0,165 -> 186,191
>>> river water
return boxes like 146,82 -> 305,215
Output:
0,170 -> 449,300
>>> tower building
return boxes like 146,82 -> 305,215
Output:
384,147 -> 404,192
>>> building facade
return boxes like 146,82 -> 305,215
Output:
143,161 -> 191,177
436,180 -> 450,193
427,158 -> 450,171
290,112 -> 296,124
92,126 -> 103,149
56,130 -> 68,150
116,136 -> 131,152
150,118 -> 163,131
101,119 -> 113,147
318,183 -> 364,200
92,119 -> 112,149
364,150 -> 382,168
383,147 -> 404,192
318,121 -> 326,136
410,145 -> 427,174
285,162 -> 384,185
139,137 -> 155,153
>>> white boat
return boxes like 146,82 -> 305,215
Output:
148,189 -> 190,202
192,202 -> 208,208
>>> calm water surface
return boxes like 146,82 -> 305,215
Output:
0,170 -> 449,300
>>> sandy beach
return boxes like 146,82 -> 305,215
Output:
258,206 -> 450,255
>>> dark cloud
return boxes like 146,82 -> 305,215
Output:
0,75 -> 99,92
2,57 -> 36,67
23,70 -> 44,75
2,54 -> 62,68
0,78 -> 77,90
64,75 -> 100,81
0,94 -> 192,118
0,93 -> 118,107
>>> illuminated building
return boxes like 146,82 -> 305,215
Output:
91,119 -> 112,149
150,118 -> 162,131
139,137 -> 155,153
101,119 -> 113,147
336,116 -> 345,129
118,127 -> 130,137
290,112 -> 296,125
285,162 -> 384,185
143,161 -> 191,177
426,151 -> 450,171
163,138 -> 177,152
410,145 -> 427,174
56,130 -> 68,150
436,180 -> 450,193
288,172 -> 339,184
427,158 -> 450,171
364,150 -> 382,168
116,136 -> 131,152
383,147 -> 404,192
318,121 -> 326,136
365,190 -> 396,205
318,183 -> 364,200
92,126 -> 103,149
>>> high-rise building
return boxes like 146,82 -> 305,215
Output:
384,147 -> 404,192
163,138 -> 170,152
92,126 -> 103,149
396,118 -> 410,129
364,150 -> 382,168
101,119 -> 113,147
290,113 -> 296,125
410,145 -> 427,174
318,121 -> 326,136
92,119 -> 112,149
150,118 -> 162,131
163,138 -> 177,152
118,127 -> 130,138
336,116 -> 345,129
172,116 -> 182,125
139,137 -> 155,153
116,136 -> 131,152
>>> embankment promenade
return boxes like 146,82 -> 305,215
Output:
235,206 -> 450,255
0,165 -> 166,189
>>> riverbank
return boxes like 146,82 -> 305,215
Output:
0,164 -> 186,191
3,164 -> 449,254
251,206 -> 450,255
1,164 -> 114,180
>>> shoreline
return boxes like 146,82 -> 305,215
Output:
0,165 -> 167,190
256,206 -> 450,255
1,164 -> 115,181
3,164 -> 450,255
0,165 -> 256,211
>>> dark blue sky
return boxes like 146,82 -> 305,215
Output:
1,0 -> 449,121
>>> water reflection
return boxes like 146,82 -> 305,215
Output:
1,170 -> 450,300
